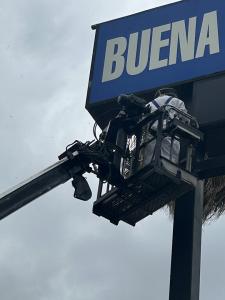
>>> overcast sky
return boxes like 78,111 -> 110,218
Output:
0,0 -> 225,299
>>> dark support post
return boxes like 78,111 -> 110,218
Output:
169,180 -> 204,300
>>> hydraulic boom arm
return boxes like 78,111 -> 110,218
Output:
0,151 -> 82,220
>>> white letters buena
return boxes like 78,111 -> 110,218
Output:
102,10 -> 220,83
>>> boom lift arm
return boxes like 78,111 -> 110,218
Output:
0,138 -> 124,221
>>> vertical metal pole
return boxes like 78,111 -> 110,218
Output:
169,180 -> 204,300
154,111 -> 164,167
132,129 -> 142,173
186,144 -> 193,172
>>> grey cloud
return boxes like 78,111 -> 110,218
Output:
0,1 -> 224,300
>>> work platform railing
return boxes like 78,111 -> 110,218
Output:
93,105 -> 204,226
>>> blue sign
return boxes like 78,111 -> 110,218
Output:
88,0 -> 225,105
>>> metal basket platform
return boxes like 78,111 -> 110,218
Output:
93,158 -> 196,226
93,105 -> 203,226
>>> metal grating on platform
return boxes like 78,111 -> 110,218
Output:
93,162 -> 193,226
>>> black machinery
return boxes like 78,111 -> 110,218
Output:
0,94 -> 203,225
93,94 -> 203,225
